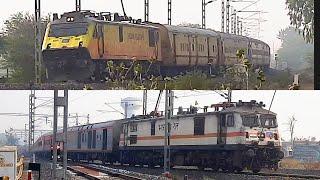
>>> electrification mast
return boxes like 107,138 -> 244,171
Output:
34,0 -> 42,83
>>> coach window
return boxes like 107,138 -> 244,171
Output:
192,44 -> 195,51
149,29 -> 155,47
151,121 -> 156,136
130,123 -> 137,132
227,114 -> 235,127
194,117 -> 205,135
130,135 -> 137,144
119,26 -> 123,42
212,45 -> 215,53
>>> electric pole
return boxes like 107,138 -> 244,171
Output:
231,8 -> 234,34
221,0 -> 225,32
164,90 -> 174,174
53,90 -> 68,179
29,90 -> 36,151
233,9 -> 237,34
237,16 -> 240,35
144,0 -> 149,22
202,0 -> 206,28
168,0 -> 172,25
75,113 -> 79,126
34,0 -> 42,84
143,90 -> 147,115
76,0 -> 81,11
226,0 -> 230,33
227,90 -> 232,103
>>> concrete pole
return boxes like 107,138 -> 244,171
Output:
29,90 -> 35,151
221,0 -> 225,32
124,102 -> 128,119
233,9 -> 237,34
34,0 -> 42,84
226,0 -> 230,33
227,90 -> 232,103
144,0 -> 149,22
168,0 -> 172,25
63,90 -> 68,179
237,18 -> 239,35
76,0 -> 81,11
231,9 -> 234,34
53,90 -> 58,179
164,90 -> 173,173
202,0 -> 206,28
143,90 -> 147,115
75,113 -> 79,126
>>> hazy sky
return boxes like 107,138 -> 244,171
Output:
0,0 -> 291,53
0,90 -> 319,142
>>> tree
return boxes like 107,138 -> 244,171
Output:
287,116 -> 298,147
5,129 -> 19,146
285,0 -> 314,43
0,12 -> 48,83
277,27 -> 314,71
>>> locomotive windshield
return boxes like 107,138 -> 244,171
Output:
242,114 -> 259,127
49,22 -> 88,37
260,115 -> 278,128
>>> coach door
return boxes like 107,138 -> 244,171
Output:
92,130 -> 97,149
88,130 -> 92,149
77,131 -> 81,149
218,114 -> 227,144
103,129 -> 108,150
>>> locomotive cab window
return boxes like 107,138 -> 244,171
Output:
194,117 -> 205,135
227,114 -> 235,127
129,135 -> 137,145
49,22 -> 88,37
242,115 -> 259,127
130,123 -> 137,132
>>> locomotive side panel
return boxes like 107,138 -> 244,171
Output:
120,114 -> 219,148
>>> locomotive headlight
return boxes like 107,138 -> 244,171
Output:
246,149 -> 256,157
79,41 -> 83,47
66,17 -> 74,22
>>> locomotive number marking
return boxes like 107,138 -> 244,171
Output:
158,122 -> 179,131
128,33 -> 144,41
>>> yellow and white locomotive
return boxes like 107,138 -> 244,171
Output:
42,10 -> 271,82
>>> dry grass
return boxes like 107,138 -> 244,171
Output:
280,158 -> 320,170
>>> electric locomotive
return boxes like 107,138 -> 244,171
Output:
32,100 -> 283,173
42,10 -> 270,82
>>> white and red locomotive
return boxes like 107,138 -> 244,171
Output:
32,100 -> 284,173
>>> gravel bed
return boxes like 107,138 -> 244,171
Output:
101,165 -> 318,180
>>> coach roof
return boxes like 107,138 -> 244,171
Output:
164,25 -> 219,36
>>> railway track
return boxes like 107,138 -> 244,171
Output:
69,163 -> 166,180
238,171 -> 320,179
80,162 -> 320,180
